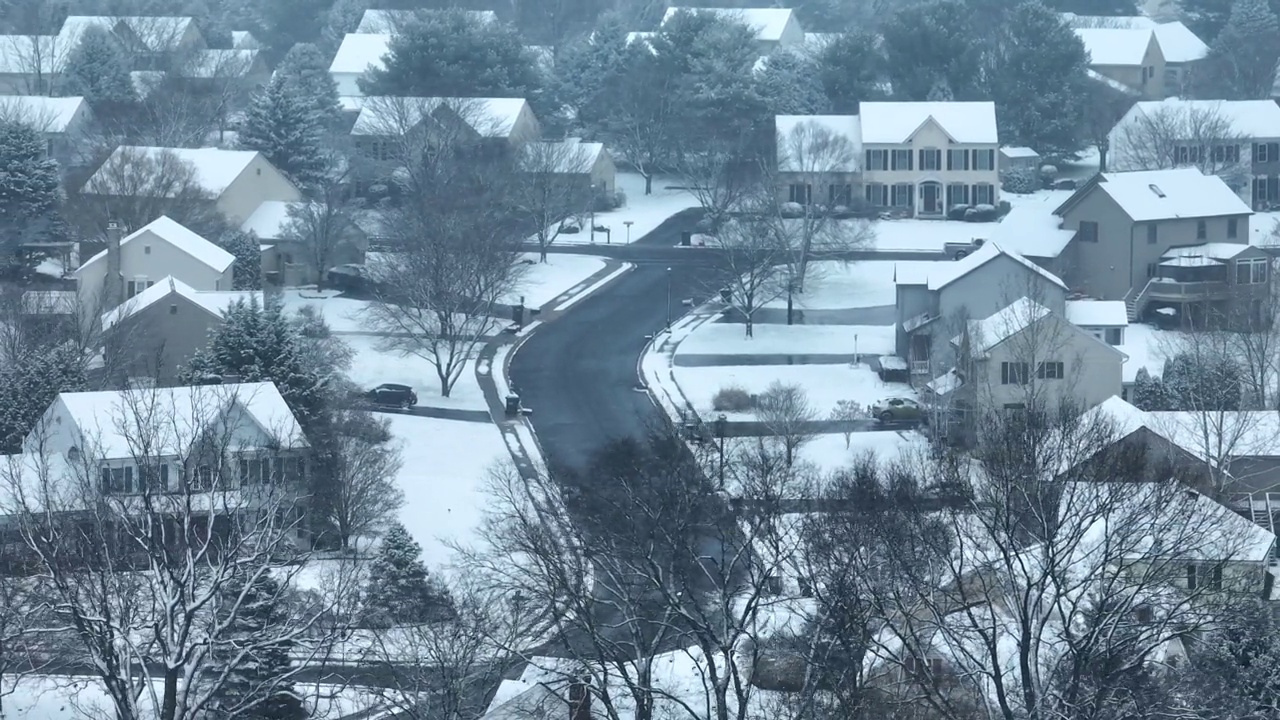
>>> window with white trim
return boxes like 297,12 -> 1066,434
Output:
1036,361 -> 1065,380
946,148 -> 969,171
100,465 -> 137,494
788,183 -> 811,204
865,183 -> 888,206
919,148 -> 942,171
1001,362 -> 1029,385
973,149 -> 995,170
972,183 -> 994,205
1236,257 -> 1267,284
1255,142 -> 1280,163
891,183 -> 913,208
865,149 -> 888,170
890,149 -> 913,171
946,182 -> 968,208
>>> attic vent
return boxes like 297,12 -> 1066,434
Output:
1149,184 -> 1166,198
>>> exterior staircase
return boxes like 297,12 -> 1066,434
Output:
1124,279 -> 1155,323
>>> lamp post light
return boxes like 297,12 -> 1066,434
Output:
714,413 -> 728,487
665,266 -> 673,331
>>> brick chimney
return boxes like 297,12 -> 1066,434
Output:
104,221 -> 125,308
568,679 -> 591,720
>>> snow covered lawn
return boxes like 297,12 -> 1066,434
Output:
384,413 -> 508,570
673,363 -> 914,418
795,429 -> 928,474
555,172 -> 698,246
1118,322 -> 1186,383
504,253 -> 608,309
344,335 -> 487,411
280,288 -> 371,333
762,260 -> 942,310
857,218 -> 988,252
676,322 -> 894,357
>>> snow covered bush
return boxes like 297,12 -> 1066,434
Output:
964,204 -> 998,222
947,204 -> 970,221
1000,168 -> 1038,194
780,201 -> 804,218
713,385 -> 755,412
592,190 -> 625,212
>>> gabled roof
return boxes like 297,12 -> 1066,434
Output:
775,115 -> 861,171
1074,27 -> 1156,66
956,297 -> 1052,353
241,201 -> 305,240
77,216 -> 235,275
858,101 -> 998,145
1115,98 -> 1280,139
518,139 -> 606,173
100,276 -> 260,331
230,30 -> 259,49
49,382 -> 307,458
88,146 -> 262,196
329,33 -> 391,75
896,241 -> 1068,292
351,96 -> 530,138
0,95 -> 87,132
1083,168 -> 1252,222
1154,22 -> 1209,62
355,8 -> 498,33
1065,299 -> 1128,327
661,7 -> 797,42
178,49 -> 260,78
1160,242 -> 1252,265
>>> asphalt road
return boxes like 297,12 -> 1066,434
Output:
511,212 -> 724,471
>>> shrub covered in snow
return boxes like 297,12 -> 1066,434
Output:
1000,167 -> 1038,194
947,203 -> 970,221
713,385 -> 755,412
779,201 -> 804,218
964,204 -> 998,222
593,189 -> 625,212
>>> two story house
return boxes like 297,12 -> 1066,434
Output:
83,146 -> 303,226
99,277 -> 260,385
240,201 -> 371,285
1053,168 -> 1260,327
775,102 -> 999,218
894,241 -> 1068,384
351,96 -> 540,173
0,382 -> 311,548
1065,15 -> 1208,98
75,216 -> 235,315
1107,99 -> 1280,210
0,95 -> 92,170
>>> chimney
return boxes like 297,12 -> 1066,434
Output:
105,221 -> 126,308
568,679 -> 591,720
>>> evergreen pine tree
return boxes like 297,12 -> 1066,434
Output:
926,77 -> 954,102
755,51 -> 828,116
238,77 -> 329,190
816,31 -> 883,113
276,43 -> 344,130
554,14 -> 635,134
363,522 -> 453,626
1198,0 -> 1280,99
0,342 -> 87,452
881,0 -> 982,100
218,229 -> 263,290
0,120 -> 64,277
181,295 -> 326,428
1130,367 -> 1167,410
210,571 -> 307,720
62,26 -> 134,104
1162,353 -> 1243,410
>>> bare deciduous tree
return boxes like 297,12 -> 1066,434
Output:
323,410 -> 404,550
756,381 -> 818,467
0,383 -> 360,720
74,146 -> 226,240
0,34 -> 69,95
1111,102 -> 1250,192
279,175 -> 363,289
512,139 -> 596,262
708,214 -> 790,338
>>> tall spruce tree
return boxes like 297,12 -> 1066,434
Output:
0,120 -> 64,277
210,571 -> 307,720
0,342 -> 86,452
276,43 -> 344,130
881,0 -> 982,100
238,77 -> 329,190
1196,0 -> 1280,99
62,26 -> 134,104
363,523 -> 453,626
1130,367 -> 1168,410
755,51 -> 828,116
218,229 -> 264,290
816,31 -> 884,113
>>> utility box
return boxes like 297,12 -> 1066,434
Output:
504,394 -> 521,416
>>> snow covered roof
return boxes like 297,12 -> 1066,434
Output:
178,49 -> 259,78
896,241 -> 1068,291
518,139 -> 605,173
1154,21 -> 1209,62
48,382 -> 308,458
1075,27 -> 1155,66
240,201 -> 306,240
775,115 -> 861,171
1060,12 -> 1159,28
986,202 -> 1076,259
957,297 -> 1053,353
21,290 -> 78,315
1160,242 -> 1251,263
1000,146 -> 1039,158
1094,168 -> 1252,221
352,96 -> 530,138
77,216 -> 235,275
803,32 -> 843,52
0,95 -> 87,132
662,7 -> 797,42
624,31 -> 657,49
355,8 -> 497,33
1088,396 -> 1280,465
117,16 -> 196,51
1119,98 -> 1280,139
338,96 -> 365,113
1066,299 -> 1128,327
858,101 -> 998,145
90,146 -> 261,197
0,35 -> 69,74
1086,68 -> 1142,97
100,276 -> 260,331
329,33 -> 391,75
230,30 -> 259,49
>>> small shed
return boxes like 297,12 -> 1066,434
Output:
1000,146 -> 1041,172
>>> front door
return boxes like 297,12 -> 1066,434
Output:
921,182 -> 942,216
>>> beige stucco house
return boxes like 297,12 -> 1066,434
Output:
84,147 -> 303,226
1053,168 -> 1260,326
75,216 -> 235,318
1075,27 -> 1167,100
100,277 -> 258,384
1064,15 -> 1208,98
518,138 -> 618,195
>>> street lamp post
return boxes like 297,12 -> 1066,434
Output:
624,220 -> 634,243
715,413 -> 727,487
665,266 -> 673,331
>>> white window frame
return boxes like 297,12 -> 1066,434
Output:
972,183 -> 994,205
865,183 -> 888,207
973,149 -> 995,171
946,182 -> 969,208
946,148 -> 969,171
890,183 -> 913,208
919,147 -> 942,171
865,149 -> 888,171
1236,257 -> 1267,284
890,149 -> 913,171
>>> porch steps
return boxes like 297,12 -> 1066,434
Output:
1125,295 -> 1140,323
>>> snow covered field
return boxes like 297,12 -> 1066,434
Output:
763,259 -> 940,310
344,335 -> 487,411
383,413 -> 508,570
673,362 -> 913,418
1118,323 -> 1184,384
555,172 -> 699,246
676,322 -> 894,357
503,253 -> 608,308
795,429 -> 928,474
280,288 -> 370,333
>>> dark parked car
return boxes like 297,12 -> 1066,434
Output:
327,263 -> 370,293
365,383 -> 418,408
